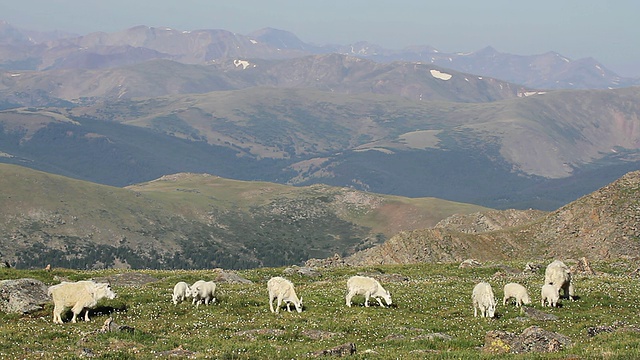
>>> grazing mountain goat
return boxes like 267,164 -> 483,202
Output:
267,277 -> 303,313
541,284 -> 560,307
503,283 -> 531,307
191,281 -> 216,306
545,260 -> 575,300
472,282 -> 496,318
189,280 -> 205,305
172,281 -> 192,305
345,276 -> 392,308
48,280 -> 116,324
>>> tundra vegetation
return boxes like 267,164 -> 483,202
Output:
0,260 -> 639,359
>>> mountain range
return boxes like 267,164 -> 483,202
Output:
1,21 -> 640,269
1,21 -> 638,90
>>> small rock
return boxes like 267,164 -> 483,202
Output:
459,259 -> 482,268
587,321 -> 636,337
283,266 -> 320,278
383,334 -> 405,341
523,263 -> 542,274
100,318 -> 134,333
154,345 -> 196,358
417,333 -> 453,341
301,329 -> 337,340
77,348 -> 95,358
311,343 -> 356,357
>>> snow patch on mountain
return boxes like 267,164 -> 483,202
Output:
430,69 -> 452,81
234,59 -> 254,69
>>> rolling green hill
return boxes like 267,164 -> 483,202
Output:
0,164 -> 488,270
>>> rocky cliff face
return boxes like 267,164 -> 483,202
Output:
530,170 -> 640,260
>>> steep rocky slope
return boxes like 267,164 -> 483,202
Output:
345,171 -> 640,265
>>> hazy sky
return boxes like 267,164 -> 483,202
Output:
3,0 -> 639,77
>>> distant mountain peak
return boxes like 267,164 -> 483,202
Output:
248,27 -> 307,50
474,46 -> 499,55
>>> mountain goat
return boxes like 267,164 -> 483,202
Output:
545,260 -> 575,300
267,276 -> 303,313
48,280 -> 116,324
472,282 -> 496,318
190,280 -> 216,306
541,284 -> 560,307
172,281 -> 192,305
502,283 -> 531,307
346,276 -> 392,308
189,280 -> 205,305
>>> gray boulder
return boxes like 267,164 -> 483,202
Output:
459,259 -> 482,268
484,326 -> 571,354
283,266 -> 320,278
0,278 -> 49,314
214,269 -> 253,284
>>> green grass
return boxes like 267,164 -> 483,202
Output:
1,260 -> 639,359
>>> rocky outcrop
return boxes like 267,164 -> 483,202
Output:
283,266 -> 320,277
0,278 -> 49,314
484,326 -> 571,354
434,209 -> 546,233
214,269 -> 253,284
587,321 -> 640,337
344,171 -> 640,266
305,254 -> 349,268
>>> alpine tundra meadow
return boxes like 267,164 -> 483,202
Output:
1,260 -> 639,359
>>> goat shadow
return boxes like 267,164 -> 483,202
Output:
59,304 -> 128,322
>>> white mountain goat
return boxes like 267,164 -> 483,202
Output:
172,281 -> 192,305
189,280 -> 206,305
502,283 -> 531,307
544,260 -> 575,300
345,275 -> 392,308
48,280 -> 116,324
191,281 -> 216,306
267,277 -> 303,313
472,282 -> 496,318
541,284 -> 560,307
